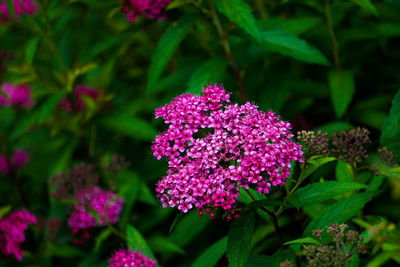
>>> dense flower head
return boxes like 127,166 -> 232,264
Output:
0,149 -> 29,175
59,85 -> 100,113
0,209 -> 37,260
109,249 -> 156,267
0,0 -> 37,23
0,83 -> 33,108
68,186 -> 124,233
152,84 -> 303,217
121,0 -> 172,21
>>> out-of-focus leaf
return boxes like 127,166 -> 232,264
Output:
0,108 -> 16,131
0,206 -> 11,220
284,237 -> 322,246
99,115 -> 157,141
186,57 -> 227,95
328,70 -> 355,119
215,0 -> 261,42
260,30 -> 330,65
227,210 -> 256,267
170,211 -> 210,247
304,192 -> 375,236
117,171 -> 140,228
347,254 -> 360,267
336,161 -> 354,182
38,91 -> 67,123
148,236 -> 185,255
167,0 -> 193,9
381,89 -> 400,161
317,122 -> 354,135
258,17 -> 321,35
138,181 -> 158,205
81,33 -> 130,62
245,248 -> 296,267
350,0 -> 379,16
10,111 -> 37,141
288,181 -> 367,208
367,251 -> 393,267
192,236 -> 227,267
45,244 -> 84,257
93,229 -> 111,253
353,110 -> 387,130
147,16 -> 195,93
299,156 -> 336,183
127,225 -> 154,258
25,37 -> 40,65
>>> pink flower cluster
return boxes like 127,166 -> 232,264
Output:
59,85 -> 100,113
0,83 -> 33,108
0,149 -> 29,175
121,0 -> 172,21
109,249 -> 156,267
69,186 -> 124,234
0,209 -> 36,260
0,0 -> 37,23
152,85 -> 303,217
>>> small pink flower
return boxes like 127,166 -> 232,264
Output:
121,0 -> 172,22
108,249 -> 156,267
59,85 -> 100,113
0,209 -> 36,260
0,155 -> 10,175
12,150 -> 29,168
0,83 -> 33,108
0,0 -> 37,23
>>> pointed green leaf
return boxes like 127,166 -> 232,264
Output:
336,161 -> 354,182
328,70 -> 355,119
227,210 -> 256,267
126,225 -> 154,258
187,57 -> 227,95
350,0 -> 379,16
38,91 -> 67,123
304,192 -> 375,236
147,16 -> 195,93
192,236 -> 228,267
284,237 -> 322,246
381,89 -> 400,161
260,30 -> 330,65
170,211 -> 210,247
25,37 -> 40,65
215,0 -> 260,41
288,181 -> 368,208
299,156 -> 336,183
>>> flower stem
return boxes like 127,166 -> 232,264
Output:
210,3 -> 248,103
325,0 -> 341,71
245,189 -> 286,243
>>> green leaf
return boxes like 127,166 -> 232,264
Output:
260,30 -> 330,65
328,70 -> 355,119
381,89 -> 400,161
245,248 -> 296,267
117,171 -> 140,228
10,111 -> 38,141
0,206 -> 11,220
147,16 -> 195,93
38,91 -> 67,123
304,192 -> 375,236
81,33 -> 130,62
148,236 -> 185,255
167,0 -> 194,9
350,0 -> 379,16
227,210 -> 256,267
192,236 -> 228,267
25,37 -> 40,65
258,17 -> 321,35
336,161 -> 354,182
99,115 -> 157,141
215,0 -> 261,42
247,199 -> 285,209
186,57 -> 227,95
126,225 -> 154,258
92,229 -> 111,253
284,237 -> 322,246
299,156 -> 336,183
45,244 -> 84,257
287,181 -> 367,208
170,211 -> 210,247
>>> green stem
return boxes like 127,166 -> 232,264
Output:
210,3 -> 248,103
105,218 -> 126,241
325,0 -> 341,71
245,189 -> 286,243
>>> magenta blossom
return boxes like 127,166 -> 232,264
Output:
109,249 -> 156,267
0,150 -> 29,175
68,186 -> 124,234
59,85 -> 100,113
152,84 -> 303,218
0,209 -> 37,260
0,0 -> 37,23
121,0 -> 172,21
0,83 -> 33,108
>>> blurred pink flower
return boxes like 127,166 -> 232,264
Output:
0,209 -> 36,260
109,249 -> 156,267
0,155 -> 10,175
121,0 -> 172,22
0,83 -> 33,108
0,0 -> 37,23
0,149 -> 29,175
59,85 -> 100,113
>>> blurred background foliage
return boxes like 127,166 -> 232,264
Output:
0,0 -> 400,266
